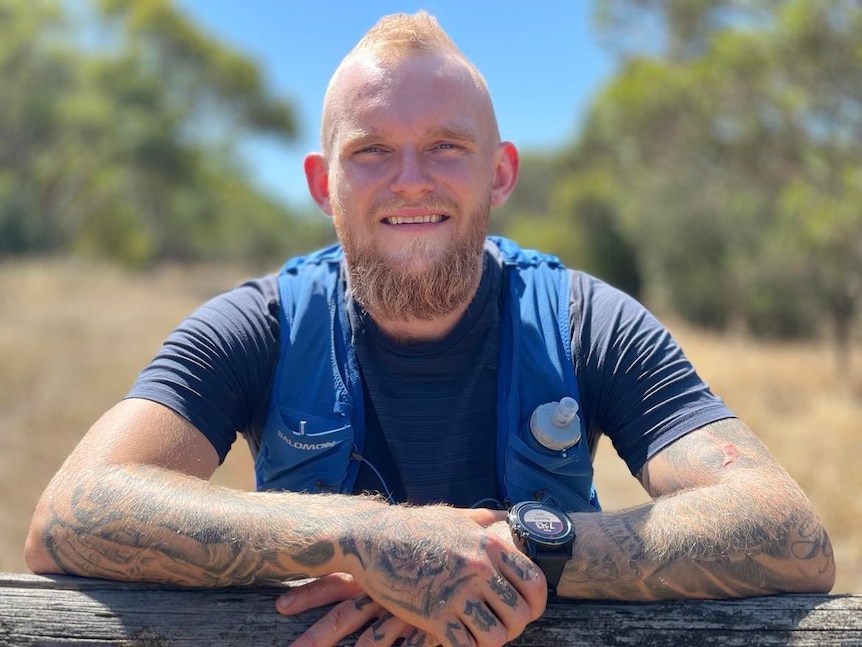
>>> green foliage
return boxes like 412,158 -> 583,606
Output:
0,0 -> 325,267
575,0 -> 862,353
495,151 -> 642,297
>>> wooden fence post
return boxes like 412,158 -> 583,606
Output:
1,573 -> 860,646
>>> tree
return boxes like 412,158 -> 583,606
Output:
0,1 -> 80,253
575,0 -> 862,368
0,0 -> 332,266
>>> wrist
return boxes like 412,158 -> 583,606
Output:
329,496 -> 398,577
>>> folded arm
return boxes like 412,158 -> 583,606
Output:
26,398 -> 545,645
26,399 -> 389,586
558,417 -> 835,599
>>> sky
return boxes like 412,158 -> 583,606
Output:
174,1 -> 616,207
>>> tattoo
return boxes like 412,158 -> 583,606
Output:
404,630 -> 428,647
599,511 -> 648,576
36,464 -> 368,587
444,621 -> 470,647
562,419 -> 836,602
371,614 -> 390,641
353,595 -> 374,611
792,518 -> 835,576
464,600 -> 498,633
339,536 -> 366,569
488,573 -> 518,608
292,541 -> 334,567
373,536 -> 476,618
500,551 -> 536,581
379,539 -> 449,581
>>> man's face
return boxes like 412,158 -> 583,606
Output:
307,53 -> 517,320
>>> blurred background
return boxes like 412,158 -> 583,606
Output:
1,0 -> 860,593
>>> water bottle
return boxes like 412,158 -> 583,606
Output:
529,396 -> 581,455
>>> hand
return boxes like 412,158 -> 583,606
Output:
341,505 -> 546,646
276,507 -> 545,647
278,576 -> 436,646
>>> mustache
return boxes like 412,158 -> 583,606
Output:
369,195 -> 460,218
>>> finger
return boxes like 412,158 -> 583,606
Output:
354,612 -> 411,646
487,519 -> 516,544
290,594 -> 382,647
436,618 -> 476,647
275,572 -> 361,615
485,553 -> 546,633
459,598 -> 508,646
403,628 -> 439,647
477,576 -> 534,644
456,508 -> 507,527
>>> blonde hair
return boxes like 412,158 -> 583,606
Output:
321,11 -> 496,151
349,11 -> 465,61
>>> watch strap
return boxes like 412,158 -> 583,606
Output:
534,549 -> 570,594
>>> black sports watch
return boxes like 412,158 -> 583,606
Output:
507,501 -> 575,595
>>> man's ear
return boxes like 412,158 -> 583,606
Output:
304,153 -> 333,216
490,142 -> 519,207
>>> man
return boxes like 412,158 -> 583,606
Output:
26,11 -> 834,647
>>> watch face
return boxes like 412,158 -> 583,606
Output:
512,502 -> 573,544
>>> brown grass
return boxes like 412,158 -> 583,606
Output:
1,258 -> 859,593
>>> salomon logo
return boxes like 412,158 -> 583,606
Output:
277,429 -> 338,451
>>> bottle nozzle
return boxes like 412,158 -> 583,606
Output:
552,397 -> 578,427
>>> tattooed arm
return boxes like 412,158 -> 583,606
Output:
25,398 -> 381,586
26,398 -> 546,646
557,417 -> 835,600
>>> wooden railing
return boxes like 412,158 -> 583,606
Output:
2,573 -> 860,646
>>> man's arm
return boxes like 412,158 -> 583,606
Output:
26,398 -> 545,645
26,398 -> 369,585
558,417 -> 835,599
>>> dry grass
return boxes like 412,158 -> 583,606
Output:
1,258 -> 859,593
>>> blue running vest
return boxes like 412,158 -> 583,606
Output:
255,237 -> 600,512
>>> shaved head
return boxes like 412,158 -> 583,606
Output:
321,11 -> 499,156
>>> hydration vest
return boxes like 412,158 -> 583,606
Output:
255,237 -> 600,512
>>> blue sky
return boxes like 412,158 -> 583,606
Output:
175,1 -> 615,207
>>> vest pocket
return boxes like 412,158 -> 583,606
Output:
256,408 -> 354,493
505,432 -> 599,512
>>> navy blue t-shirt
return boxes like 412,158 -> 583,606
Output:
127,247 -> 734,505
347,251 -> 501,507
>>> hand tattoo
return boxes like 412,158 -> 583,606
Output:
444,621 -> 471,647
464,600 -> 498,633
488,573 -> 518,609
292,541 -> 334,568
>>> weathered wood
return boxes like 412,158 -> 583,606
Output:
1,573 -> 859,646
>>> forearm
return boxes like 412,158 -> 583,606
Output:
558,479 -> 834,600
26,463 -> 386,587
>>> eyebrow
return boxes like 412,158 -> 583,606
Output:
339,124 -> 479,150
427,125 -> 478,144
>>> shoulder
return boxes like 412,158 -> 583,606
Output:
193,274 -> 280,332
216,274 -> 279,310
567,268 -> 691,386
154,273 -> 282,376
567,270 -> 658,342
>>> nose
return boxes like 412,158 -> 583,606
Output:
390,148 -> 433,198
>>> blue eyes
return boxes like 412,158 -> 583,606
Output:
354,143 -> 462,156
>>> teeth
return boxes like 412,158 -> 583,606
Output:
386,214 -> 445,225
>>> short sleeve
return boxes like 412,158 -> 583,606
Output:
570,272 -> 735,476
126,275 -> 280,463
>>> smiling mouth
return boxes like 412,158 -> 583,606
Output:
383,214 -> 449,225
